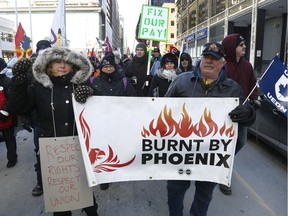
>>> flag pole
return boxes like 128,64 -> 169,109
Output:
29,0 -> 33,49
63,0 -> 67,46
15,0 -> 18,28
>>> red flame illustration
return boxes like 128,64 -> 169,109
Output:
79,109 -> 90,151
79,109 -> 136,173
219,122 -> 234,138
142,105 -> 235,138
178,103 -> 193,137
193,108 -> 218,137
149,105 -> 178,137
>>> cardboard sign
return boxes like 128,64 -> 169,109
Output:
39,136 -> 93,212
138,5 -> 169,41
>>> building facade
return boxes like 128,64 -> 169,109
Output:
176,0 -> 287,69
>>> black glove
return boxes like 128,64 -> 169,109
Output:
145,75 -> 152,82
21,116 -> 32,132
0,110 -> 9,121
12,58 -> 31,82
229,105 -> 253,124
74,85 -> 93,103
249,99 -> 261,110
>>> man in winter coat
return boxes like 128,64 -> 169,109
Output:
220,33 -> 259,195
10,47 -> 98,216
165,42 -> 256,216
125,42 -> 151,96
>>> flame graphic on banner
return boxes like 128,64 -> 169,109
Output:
142,104 -> 234,138
79,109 -> 136,173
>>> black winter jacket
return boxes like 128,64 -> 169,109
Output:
9,47 -> 93,138
91,71 -> 136,96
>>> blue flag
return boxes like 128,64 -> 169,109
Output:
258,56 -> 287,117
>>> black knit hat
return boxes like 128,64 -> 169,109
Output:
160,53 -> 178,68
236,34 -> 245,46
135,43 -> 147,54
100,52 -> 117,70
36,40 -> 51,53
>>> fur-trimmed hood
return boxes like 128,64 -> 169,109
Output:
33,47 -> 93,88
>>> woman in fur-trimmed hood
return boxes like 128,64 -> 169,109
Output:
33,47 -> 93,88
9,47 -> 99,216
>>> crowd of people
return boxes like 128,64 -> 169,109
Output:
0,33 -> 259,216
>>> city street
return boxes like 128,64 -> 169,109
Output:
0,128 -> 287,216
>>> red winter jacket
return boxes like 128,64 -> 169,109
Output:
222,33 -> 258,100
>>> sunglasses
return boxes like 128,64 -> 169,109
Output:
238,43 -> 245,47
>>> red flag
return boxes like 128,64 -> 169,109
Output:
15,23 -> 32,59
169,46 -> 179,55
104,37 -> 112,54
90,48 -> 95,57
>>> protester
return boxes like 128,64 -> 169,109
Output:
150,47 -> 162,76
148,52 -> 180,97
74,52 -> 137,191
125,42 -> 151,96
178,52 -> 193,72
165,42 -> 256,216
18,39 -> 52,196
221,33 -> 260,195
0,58 -> 17,168
10,47 -> 98,216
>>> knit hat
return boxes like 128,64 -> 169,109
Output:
135,43 -> 147,54
100,52 -> 117,70
36,40 -> 51,53
160,53 -> 178,68
202,43 -> 225,60
180,53 -> 191,61
236,34 -> 245,46
153,47 -> 160,53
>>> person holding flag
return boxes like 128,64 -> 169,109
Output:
220,33 -> 260,195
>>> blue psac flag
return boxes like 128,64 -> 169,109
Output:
258,56 -> 288,117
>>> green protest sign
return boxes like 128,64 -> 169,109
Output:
138,5 -> 169,42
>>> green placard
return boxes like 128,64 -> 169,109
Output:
138,5 -> 169,42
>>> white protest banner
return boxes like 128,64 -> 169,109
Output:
138,5 -> 169,41
72,97 -> 238,187
39,136 -> 93,212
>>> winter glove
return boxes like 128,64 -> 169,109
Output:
12,58 -> 32,82
74,85 -> 93,103
229,104 -> 255,126
0,110 -> 9,121
249,99 -> 261,110
21,116 -> 32,132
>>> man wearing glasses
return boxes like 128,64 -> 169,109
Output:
220,34 -> 259,195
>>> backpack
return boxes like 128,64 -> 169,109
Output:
0,89 -> 13,130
